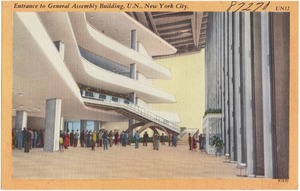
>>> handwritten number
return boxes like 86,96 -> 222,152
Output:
262,1 -> 270,10
253,2 -> 263,12
227,1 -> 271,12
227,1 -> 237,12
242,3 -> 253,11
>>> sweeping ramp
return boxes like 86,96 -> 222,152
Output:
81,90 -> 181,135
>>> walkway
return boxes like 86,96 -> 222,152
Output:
12,144 -> 243,179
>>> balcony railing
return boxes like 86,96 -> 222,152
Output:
81,90 -> 181,133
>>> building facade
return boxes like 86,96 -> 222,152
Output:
204,12 -> 289,178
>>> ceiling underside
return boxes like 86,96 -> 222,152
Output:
127,12 -> 208,56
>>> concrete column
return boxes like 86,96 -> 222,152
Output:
80,120 -> 87,132
131,29 -> 137,50
44,99 -> 62,152
15,111 -> 27,130
215,13 -> 219,110
271,13 -> 289,179
252,13 -> 264,176
242,12 -> 254,176
94,121 -> 102,131
228,12 -> 236,161
233,12 -> 242,164
261,12 -> 274,178
224,12 -> 230,155
220,13 -> 225,144
130,63 -> 136,80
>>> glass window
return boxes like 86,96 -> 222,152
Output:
112,97 -> 118,102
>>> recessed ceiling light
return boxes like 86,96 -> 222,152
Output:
17,93 -> 24,96
19,105 -> 24,108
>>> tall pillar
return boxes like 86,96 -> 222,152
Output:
80,120 -> 87,132
220,13 -> 226,147
271,12 -> 289,179
224,12 -> 230,155
252,13 -> 264,176
261,12 -> 274,178
44,99 -> 62,152
228,12 -> 236,161
15,111 -> 27,130
233,12 -> 243,164
242,12 -> 254,176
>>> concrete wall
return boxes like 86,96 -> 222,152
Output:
152,52 -> 205,131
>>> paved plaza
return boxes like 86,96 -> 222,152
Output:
12,144 -> 244,179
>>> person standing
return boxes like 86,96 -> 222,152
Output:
98,130 -> 103,147
192,135 -> 197,151
102,131 -> 108,150
70,130 -> 74,147
160,133 -> 165,145
134,130 -> 140,149
12,128 -> 17,149
33,129 -> 38,148
120,131 -> 124,146
143,132 -> 148,146
63,131 -> 70,149
188,133 -> 192,151
155,133 -> 160,150
80,130 -> 85,147
199,134 -> 203,152
153,133 -> 157,150
108,130 -> 113,147
16,128 -> 23,150
74,130 -> 79,147
24,128 -> 30,153
173,134 -> 178,147
114,131 -> 119,145
168,134 -> 171,146
59,133 -> 64,153
91,131 -> 97,151
86,131 -> 91,147
29,128 -> 34,150
122,131 -> 128,147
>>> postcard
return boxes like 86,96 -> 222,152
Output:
4,0 -> 298,189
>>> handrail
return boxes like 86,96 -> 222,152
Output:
81,90 -> 181,133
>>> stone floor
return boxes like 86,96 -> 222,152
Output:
12,144 -> 244,179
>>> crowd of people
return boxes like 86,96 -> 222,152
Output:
188,133 -> 205,152
59,129 -> 131,151
13,128 -> 205,153
58,129 -> 183,152
12,127 -> 44,153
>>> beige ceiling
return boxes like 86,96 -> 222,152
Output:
127,12 -> 208,56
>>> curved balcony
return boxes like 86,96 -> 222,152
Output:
68,12 -> 172,79
37,12 -> 176,103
